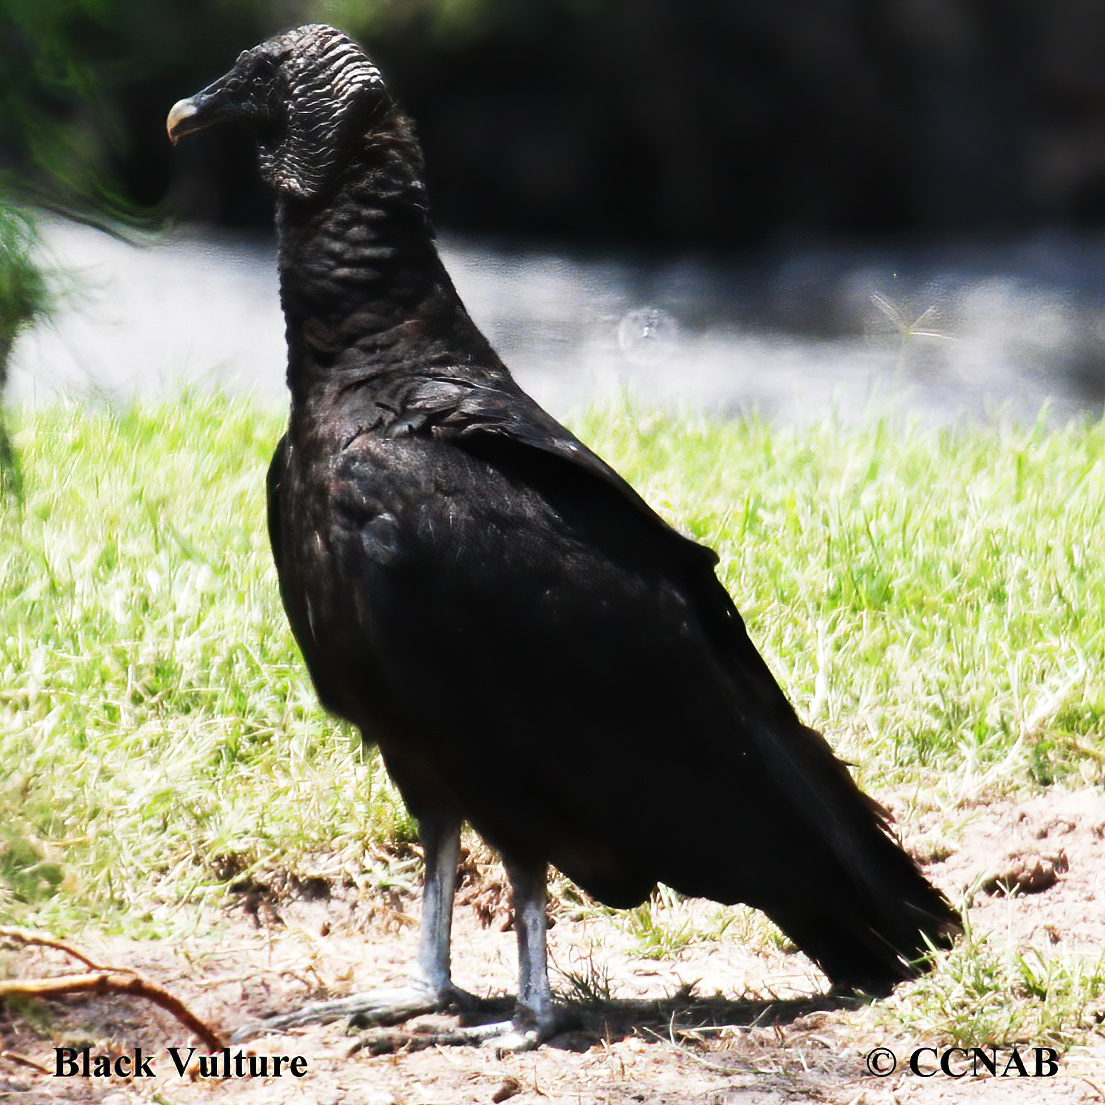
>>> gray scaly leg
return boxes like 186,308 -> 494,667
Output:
231,812 -> 463,1042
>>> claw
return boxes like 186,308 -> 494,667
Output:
231,982 -> 443,1043
479,1025 -> 542,1052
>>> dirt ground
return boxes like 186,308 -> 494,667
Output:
2,788 -> 1105,1105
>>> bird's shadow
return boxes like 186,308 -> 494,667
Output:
549,990 -> 861,1052
352,989 -> 863,1055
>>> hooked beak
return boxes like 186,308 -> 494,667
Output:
167,72 -> 243,145
166,97 -> 205,144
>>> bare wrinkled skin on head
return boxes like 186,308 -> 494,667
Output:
256,25 -> 386,197
169,23 -> 389,199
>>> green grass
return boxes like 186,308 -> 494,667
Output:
874,922 -> 1105,1050
0,393 -> 415,932
2,392 -> 1105,1045
573,402 -> 1105,799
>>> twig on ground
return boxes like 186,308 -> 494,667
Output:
0,927 -> 225,1051
1,1050 -> 53,1075
0,926 -> 124,972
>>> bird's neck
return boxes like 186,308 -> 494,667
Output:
275,124 -> 496,406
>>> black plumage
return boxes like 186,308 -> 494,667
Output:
168,25 -> 959,1046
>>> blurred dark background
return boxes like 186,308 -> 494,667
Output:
5,0 -> 1105,247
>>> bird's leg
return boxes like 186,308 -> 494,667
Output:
362,855 -> 560,1053
495,856 -> 557,1047
437,857 -> 561,1050
231,812 -> 464,1042
510,859 -> 554,1026
233,833 -> 562,1051
410,808 -> 466,1004
353,856 -> 563,1054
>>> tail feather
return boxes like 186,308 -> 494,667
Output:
662,710 -> 961,994
759,823 -> 960,995
750,719 -> 961,993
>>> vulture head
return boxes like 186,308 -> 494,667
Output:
167,24 -> 390,199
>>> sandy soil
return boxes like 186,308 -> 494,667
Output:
2,788 -> 1105,1105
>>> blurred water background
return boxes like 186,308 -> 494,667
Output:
11,218 -> 1105,426
6,1 -> 1105,426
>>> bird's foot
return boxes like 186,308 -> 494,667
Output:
231,980 -> 461,1043
348,1003 -> 571,1055
476,1021 -> 544,1052
473,1003 -> 568,1052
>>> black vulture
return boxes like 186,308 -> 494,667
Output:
167,25 -> 959,1048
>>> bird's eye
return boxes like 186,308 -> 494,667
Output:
251,55 -> 277,80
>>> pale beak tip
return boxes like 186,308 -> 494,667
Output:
166,98 -> 200,145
